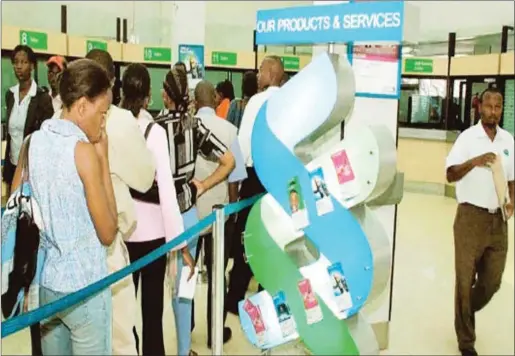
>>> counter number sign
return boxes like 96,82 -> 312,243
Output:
19,30 -> 48,51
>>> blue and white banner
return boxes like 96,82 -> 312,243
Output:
256,1 -> 404,45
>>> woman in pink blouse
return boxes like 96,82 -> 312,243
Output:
120,63 -> 195,356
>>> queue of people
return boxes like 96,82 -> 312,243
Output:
1,43 -> 285,356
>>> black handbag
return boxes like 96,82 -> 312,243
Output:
2,135 -> 41,318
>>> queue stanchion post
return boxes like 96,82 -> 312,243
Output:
198,237 -> 207,284
211,204 -> 225,356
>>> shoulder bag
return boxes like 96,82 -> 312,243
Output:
1,135 -> 41,318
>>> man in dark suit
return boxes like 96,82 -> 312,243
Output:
3,45 -> 54,195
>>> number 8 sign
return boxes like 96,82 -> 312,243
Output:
20,32 -> 28,45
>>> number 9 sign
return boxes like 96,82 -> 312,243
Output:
239,52 -> 398,355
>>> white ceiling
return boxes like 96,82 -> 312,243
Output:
408,0 -> 514,42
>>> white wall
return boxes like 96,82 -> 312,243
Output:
408,0 -> 514,42
1,1 -> 171,45
205,1 -> 304,51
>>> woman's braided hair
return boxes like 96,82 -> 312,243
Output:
163,67 -> 189,114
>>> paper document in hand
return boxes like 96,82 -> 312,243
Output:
491,155 -> 508,221
178,266 -> 199,300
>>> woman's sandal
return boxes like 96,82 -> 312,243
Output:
189,350 -> 198,356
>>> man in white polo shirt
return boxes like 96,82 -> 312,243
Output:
226,55 -> 285,314
190,80 -> 247,348
446,87 -> 514,356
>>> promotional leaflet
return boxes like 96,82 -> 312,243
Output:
327,262 -> 353,313
298,278 -> 323,325
243,299 -> 267,346
288,176 -> 310,230
273,291 -> 298,338
238,291 -> 300,349
308,167 -> 334,216
330,149 -> 360,200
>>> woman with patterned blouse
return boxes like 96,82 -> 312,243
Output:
155,67 -> 235,356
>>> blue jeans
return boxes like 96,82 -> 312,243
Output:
40,287 -> 111,355
173,207 -> 199,355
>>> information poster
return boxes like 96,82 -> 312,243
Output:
178,44 -> 205,89
352,44 -> 400,97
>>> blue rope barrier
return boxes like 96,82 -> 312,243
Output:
1,194 -> 263,338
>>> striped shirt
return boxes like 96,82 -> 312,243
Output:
154,110 -> 228,213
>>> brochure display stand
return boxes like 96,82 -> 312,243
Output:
236,1 -> 418,355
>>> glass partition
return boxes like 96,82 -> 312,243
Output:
205,69 -> 229,88
398,78 -> 447,129
503,79 -> 514,136
231,71 -> 243,99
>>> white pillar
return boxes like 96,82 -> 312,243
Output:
170,1 -> 206,65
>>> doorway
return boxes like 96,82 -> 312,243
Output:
454,77 -> 498,130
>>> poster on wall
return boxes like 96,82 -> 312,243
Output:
178,44 -> 205,89
352,44 -> 400,97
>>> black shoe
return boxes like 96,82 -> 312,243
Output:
460,347 -> 478,356
207,327 -> 232,348
225,303 -> 239,316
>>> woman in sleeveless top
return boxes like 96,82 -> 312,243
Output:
120,63 -> 189,356
226,71 -> 258,130
155,68 -> 235,356
9,59 -> 118,355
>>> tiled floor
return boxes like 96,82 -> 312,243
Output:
2,192 -> 513,355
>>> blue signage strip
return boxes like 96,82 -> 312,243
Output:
256,1 -> 404,45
